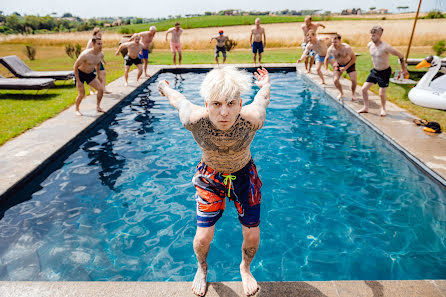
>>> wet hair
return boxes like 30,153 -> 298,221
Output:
334,34 -> 341,40
200,66 -> 251,103
150,26 -> 157,31
92,27 -> 101,36
91,37 -> 101,44
175,22 -> 180,26
370,25 -> 383,34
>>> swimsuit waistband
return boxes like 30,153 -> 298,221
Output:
198,159 -> 255,176
373,67 -> 391,72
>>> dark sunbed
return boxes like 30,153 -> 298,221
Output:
0,55 -> 74,81
0,75 -> 55,90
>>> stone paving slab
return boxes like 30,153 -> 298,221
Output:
1,280 -> 445,297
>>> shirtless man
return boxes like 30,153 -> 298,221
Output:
158,66 -> 271,297
73,37 -> 104,116
87,27 -> 110,94
359,25 -> 408,116
210,30 -> 228,65
326,34 -> 357,100
115,33 -> 143,86
166,22 -> 183,65
297,30 -> 333,85
301,16 -> 326,73
250,18 -> 266,66
131,26 -> 157,77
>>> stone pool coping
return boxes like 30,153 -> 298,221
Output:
1,280 -> 445,296
0,63 -> 445,295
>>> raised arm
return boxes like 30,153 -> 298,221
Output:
317,23 -> 326,29
158,80 -> 206,129
240,68 -> 271,130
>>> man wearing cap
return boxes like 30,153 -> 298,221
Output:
210,30 -> 229,65
359,25 -> 409,116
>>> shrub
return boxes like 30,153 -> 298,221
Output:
433,40 -> 445,56
65,43 -> 82,59
120,27 -> 131,34
24,45 -> 36,60
425,10 -> 445,19
225,39 -> 237,51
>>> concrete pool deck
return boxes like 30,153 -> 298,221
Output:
1,280 -> 446,296
0,63 -> 445,296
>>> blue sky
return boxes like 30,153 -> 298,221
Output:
1,0 -> 443,18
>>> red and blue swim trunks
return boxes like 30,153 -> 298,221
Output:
192,159 -> 262,228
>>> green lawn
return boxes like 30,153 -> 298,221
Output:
110,15 -> 371,34
0,46 -> 444,145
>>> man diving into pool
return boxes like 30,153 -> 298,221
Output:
158,66 -> 271,296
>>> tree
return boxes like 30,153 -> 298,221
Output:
370,7 -> 376,11
62,13 -> 73,18
5,14 -> 23,33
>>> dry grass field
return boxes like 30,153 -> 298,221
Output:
1,19 -> 444,50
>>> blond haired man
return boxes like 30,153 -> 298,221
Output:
158,67 -> 271,296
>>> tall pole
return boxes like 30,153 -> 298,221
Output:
405,0 -> 423,61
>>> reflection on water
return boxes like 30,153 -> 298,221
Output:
0,71 -> 445,282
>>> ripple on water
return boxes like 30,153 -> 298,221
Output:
0,71 -> 445,281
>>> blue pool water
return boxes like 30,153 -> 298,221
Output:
0,71 -> 445,281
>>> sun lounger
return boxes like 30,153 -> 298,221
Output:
0,55 -> 74,81
0,75 -> 55,91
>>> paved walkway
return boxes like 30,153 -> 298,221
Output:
1,280 -> 445,296
0,63 -> 445,296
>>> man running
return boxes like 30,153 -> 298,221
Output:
87,27 -> 110,94
158,66 -> 271,296
326,34 -> 357,100
73,37 -> 104,116
359,25 -> 409,116
297,30 -> 333,85
115,33 -> 143,86
301,16 -> 326,73
250,18 -> 266,66
166,22 -> 183,65
131,26 -> 157,77
210,30 -> 228,65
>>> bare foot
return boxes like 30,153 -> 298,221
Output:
358,107 -> 369,114
306,69 -> 311,74
337,93 -> 344,100
90,90 -> 97,95
320,81 -> 326,85
191,263 -> 208,296
75,110 -> 83,116
104,90 -> 112,94
97,107 -> 105,113
240,265 -> 258,296
352,94 -> 357,101
380,108 -> 387,117
124,81 -> 128,87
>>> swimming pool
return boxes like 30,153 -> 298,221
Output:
0,70 -> 445,282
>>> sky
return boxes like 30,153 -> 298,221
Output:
1,0 -> 443,19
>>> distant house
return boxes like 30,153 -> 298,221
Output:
367,8 -> 388,14
112,19 -> 123,26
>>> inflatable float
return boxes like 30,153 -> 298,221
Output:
408,56 -> 446,110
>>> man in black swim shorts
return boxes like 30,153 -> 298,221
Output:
210,30 -> 228,65
116,34 -> 144,86
326,34 -> 358,100
359,25 -> 408,116
73,37 -> 105,116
